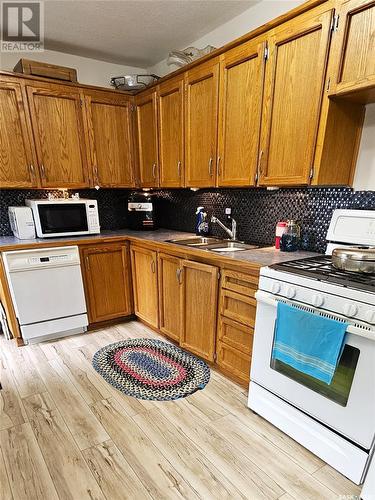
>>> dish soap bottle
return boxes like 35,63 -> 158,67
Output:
195,207 -> 209,236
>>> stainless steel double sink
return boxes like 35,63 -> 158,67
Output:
166,236 -> 258,253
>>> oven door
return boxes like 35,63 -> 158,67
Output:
36,202 -> 89,237
250,290 -> 375,449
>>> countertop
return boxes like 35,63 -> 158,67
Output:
0,229 -> 318,267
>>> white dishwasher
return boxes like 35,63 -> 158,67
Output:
3,246 -> 88,344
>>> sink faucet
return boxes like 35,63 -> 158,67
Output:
211,215 -> 237,241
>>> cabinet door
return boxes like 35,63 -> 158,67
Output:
180,260 -> 218,361
185,59 -> 219,187
218,37 -> 266,187
135,91 -> 159,187
158,253 -> 183,342
27,84 -> 89,188
85,91 -> 134,188
0,82 -> 38,188
259,8 -> 333,186
81,243 -> 133,323
130,245 -> 159,328
333,0 -> 375,94
158,78 -> 184,187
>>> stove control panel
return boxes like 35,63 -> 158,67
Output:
365,310 -> 375,324
312,294 -> 325,307
260,276 -> 375,326
342,303 -> 358,318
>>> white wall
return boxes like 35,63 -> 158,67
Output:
149,0 -> 304,76
0,49 -> 146,88
149,0 -> 374,192
353,104 -> 375,191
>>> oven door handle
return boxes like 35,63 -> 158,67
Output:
255,290 -> 375,341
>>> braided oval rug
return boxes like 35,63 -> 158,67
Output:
92,338 -> 210,401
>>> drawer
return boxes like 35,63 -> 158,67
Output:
218,316 -> 254,354
220,289 -> 256,327
221,269 -> 258,298
216,340 -> 251,385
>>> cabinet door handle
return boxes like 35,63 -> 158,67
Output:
151,260 -> 156,273
176,268 -> 182,284
40,164 -> 46,179
208,157 -> 213,177
29,164 -> 35,178
257,150 -> 264,177
216,156 -> 221,176
177,160 -> 181,178
152,163 -> 157,179
86,256 -> 90,271
93,165 -> 99,182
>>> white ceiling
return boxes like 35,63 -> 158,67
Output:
44,0 -> 256,67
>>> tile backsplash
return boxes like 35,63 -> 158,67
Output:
0,187 -> 374,253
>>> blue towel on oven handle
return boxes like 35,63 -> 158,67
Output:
272,302 -> 348,385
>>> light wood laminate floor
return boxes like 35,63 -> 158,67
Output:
0,321 -> 361,500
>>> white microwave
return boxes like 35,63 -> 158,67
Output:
25,199 -> 100,238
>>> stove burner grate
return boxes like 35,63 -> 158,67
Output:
272,256 -> 375,293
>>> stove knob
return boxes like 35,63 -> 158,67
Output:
312,294 -> 324,308
365,310 -> 375,325
286,286 -> 296,299
272,282 -> 281,294
343,303 -> 358,317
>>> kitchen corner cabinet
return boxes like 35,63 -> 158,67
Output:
331,0 -> 375,99
26,83 -> 89,188
158,77 -> 184,187
81,243 -> 133,324
185,58 -> 220,187
218,37 -> 266,187
0,81 -> 38,188
130,245 -> 159,328
135,90 -> 159,187
84,90 -> 135,188
258,7 -> 334,186
180,260 -> 218,362
158,253 -> 182,341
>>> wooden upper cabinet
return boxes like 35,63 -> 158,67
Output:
180,260 -> 218,361
218,37 -> 266,187
185,58 -> 219,187
84,91 -> 134,188
81,243 -> 133,323
26,83 -> 89,188
0,81 -> 38,188
130,245 -> 159,328
135,90 -> 159,187
158,77 -> 184,187
332,0 -> 375,96
259,8 -> 333,186
158,253 -> 183,342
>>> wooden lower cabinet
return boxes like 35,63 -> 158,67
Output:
81,243 -> 133,324
218,316 -> 254,355
220,289 -> 257,327
216,340 -> 252,385
216,269 -> 259,385
130,245 -> 159,328
129,245 -> 259,383
158,253 -> 182,341
180,260 -> 219,362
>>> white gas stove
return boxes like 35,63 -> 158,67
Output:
248,209 -> 375,486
